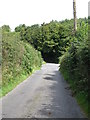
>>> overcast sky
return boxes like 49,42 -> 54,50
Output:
0,0 -> 89,30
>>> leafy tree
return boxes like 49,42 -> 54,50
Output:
15,18 -> 88,63
2,25 -> 11,32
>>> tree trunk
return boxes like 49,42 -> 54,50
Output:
73,0 -> 77,32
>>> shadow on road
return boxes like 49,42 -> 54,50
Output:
40,69 -> 85,118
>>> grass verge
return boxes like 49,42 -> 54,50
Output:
60,70 -> 89,118
0,66 -> 41,98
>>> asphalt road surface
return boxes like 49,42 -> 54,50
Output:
0,63 -> 86,118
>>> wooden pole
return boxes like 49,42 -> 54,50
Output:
73,0 -> 77,32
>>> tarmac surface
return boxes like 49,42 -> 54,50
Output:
0,63 -> 85,118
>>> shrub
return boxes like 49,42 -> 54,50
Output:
2,32 -> 43,86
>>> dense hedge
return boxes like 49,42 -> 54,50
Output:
59,19 -> 89,115
60,42 -> 88,95
60,17 -> 88,92
2,32 -> 42,86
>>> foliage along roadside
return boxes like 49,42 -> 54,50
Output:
59,18 -> 89,117
0,31 -> 43,97
15,18 -> 88,63
1,18 -> 89,117
15,20 -> 73,63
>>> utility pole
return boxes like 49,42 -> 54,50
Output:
73,0 -> 77,32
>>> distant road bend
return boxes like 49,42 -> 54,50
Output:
0,63 -> 85,118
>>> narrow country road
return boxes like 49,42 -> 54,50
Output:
0,63 -> 85,118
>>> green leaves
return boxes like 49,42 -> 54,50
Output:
2,25 -> 11,32
14,18 -> 88,63
17,20 -> 73,63
59,18 -> 88,96
2,32 -> 43,86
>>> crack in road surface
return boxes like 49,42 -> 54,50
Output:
0,63 -> 86,118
